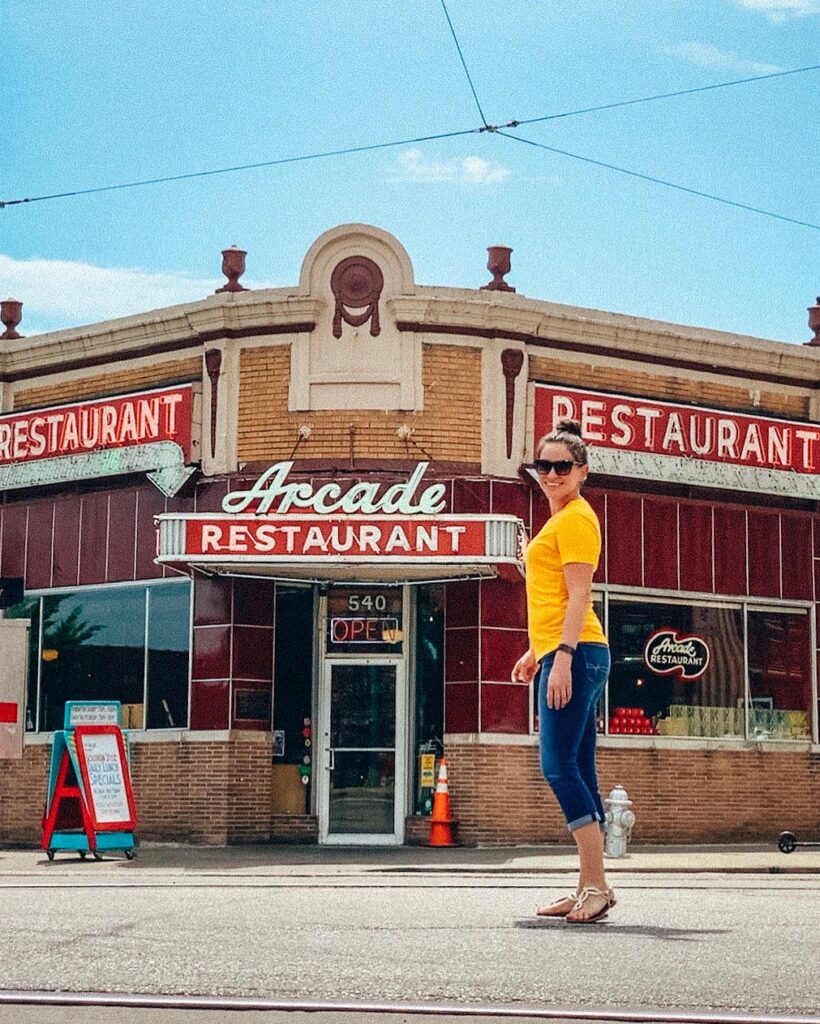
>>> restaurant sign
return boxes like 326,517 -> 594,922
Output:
534,384 -> 820,500
0,385 -> 197,496
156,461 -> 521,579
644,629 -> 710,681
157,514 -> 516,561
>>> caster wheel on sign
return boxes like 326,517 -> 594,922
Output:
46,850 -> 55,861
778,831 -> 797,854
79,850 -> 88,860
93,851 -> 103,861
125,850 -> 135,860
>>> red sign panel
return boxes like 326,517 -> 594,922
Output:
184,516 -> 487,559
0,385 -> 193,468
534,385 -> 820,474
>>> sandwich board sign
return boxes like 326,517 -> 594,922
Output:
41,701 -> 137,861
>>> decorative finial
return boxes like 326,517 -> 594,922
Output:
1,298 -> 23,339
215,246 -> 247,293
481,246 -> 515,292
806,296 -> 820,346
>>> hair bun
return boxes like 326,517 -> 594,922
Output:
556,418 -> 583,438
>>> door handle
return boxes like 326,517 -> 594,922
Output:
327,748 -> 335,771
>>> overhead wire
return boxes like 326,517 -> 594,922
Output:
438,0 -> 489,126
1,54 -> 818,229
510,63 -> 820,128
496,130 -> 820,231
0,126 -> 482,208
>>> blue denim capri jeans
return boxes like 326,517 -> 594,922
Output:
537,642 -> 611,832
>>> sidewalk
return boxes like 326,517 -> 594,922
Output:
1,841 -> 818,875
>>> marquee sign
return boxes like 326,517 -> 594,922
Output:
156,461 -> 521,581
157,514 -> 517,562
0,384 -> 197,496
644,629 -> 710,681
533,384 -> 820,500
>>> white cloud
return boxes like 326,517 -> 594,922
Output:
0,254 -> 276,335
669,42 -> 785,74
391,148 -> 510,185
733,0 -> 820,21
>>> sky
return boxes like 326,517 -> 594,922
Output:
3,0 -> 819,343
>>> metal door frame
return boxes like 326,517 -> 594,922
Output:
317,655 -> 407,845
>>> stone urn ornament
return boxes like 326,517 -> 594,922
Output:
481,246 -> 515,292
0,298 -> 23,339
215,246 -> 247,293
807,297 -> 820,346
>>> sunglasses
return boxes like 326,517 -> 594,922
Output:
532,459 -> 582,477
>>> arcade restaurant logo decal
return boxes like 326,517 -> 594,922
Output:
643,629 -> 710,681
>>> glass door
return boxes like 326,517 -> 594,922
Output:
319,659 -> 406,844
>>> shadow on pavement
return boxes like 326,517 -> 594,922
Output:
514,918 -> 731,941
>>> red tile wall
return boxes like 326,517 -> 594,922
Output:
189,576 -> 275,732
0,484 -> 178,590
606,493 -> 642,586
747,509 -> 781,598
678,503 -> 713,593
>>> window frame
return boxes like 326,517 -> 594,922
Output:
596,585 -> 817,745
17,578 -> 192,735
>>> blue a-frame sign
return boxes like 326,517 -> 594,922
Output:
41,701 -> 137,861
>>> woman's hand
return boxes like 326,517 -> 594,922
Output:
511,648 -> 536,683
517,528 -> 529,563
547,654 -> 573,709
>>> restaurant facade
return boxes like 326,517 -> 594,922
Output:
0,223 -> 818,846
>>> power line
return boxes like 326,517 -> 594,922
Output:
0,127 -> 481,208
511,63 -> 820,128
2,64 -> 818,224
439,0 -> 489,126
497,130 -> 820,231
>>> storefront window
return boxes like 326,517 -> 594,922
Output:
608,599 -> 745,739
146,584 -> 191,729
413,585 -> 444,814
747,610 -> 812,741
271,586 -> 315,813
12,582 -> 191,732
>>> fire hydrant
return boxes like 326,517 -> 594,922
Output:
604,784 -> 635,858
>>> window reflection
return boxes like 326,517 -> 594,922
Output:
748,611 -> 811,740
147,585 -> 191,729
608,601 -> 744,738
9,583 -> 191,732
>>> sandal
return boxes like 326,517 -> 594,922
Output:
565,886 -> 614,924
535,893 -> 578,918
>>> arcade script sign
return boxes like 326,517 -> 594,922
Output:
534,384 -> 820,500
155,462 -> 521,570
0,384 -> 197,496
644,629 -> 710,681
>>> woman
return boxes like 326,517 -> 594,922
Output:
512,419 -> 614,924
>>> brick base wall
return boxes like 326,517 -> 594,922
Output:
445,742 -> 820,845
270,814 -> 319,843
3,736 -> 818,847
0,734 -> 274,847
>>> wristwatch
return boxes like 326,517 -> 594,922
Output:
556,643 -> 576,657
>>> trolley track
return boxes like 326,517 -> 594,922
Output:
1,991 -> 819,1024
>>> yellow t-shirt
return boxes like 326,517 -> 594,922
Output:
524,496 -> 607,660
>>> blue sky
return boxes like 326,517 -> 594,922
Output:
3,0 -> 818,343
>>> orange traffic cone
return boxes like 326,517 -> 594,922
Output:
427,758 -> 458,847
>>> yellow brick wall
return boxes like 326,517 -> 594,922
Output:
14,357 -> 202,410
237,343 -> 482,463
529,355 -> 809,420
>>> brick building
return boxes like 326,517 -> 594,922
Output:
0,223 -> 818,846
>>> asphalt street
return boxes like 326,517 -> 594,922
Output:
0,847 -> 818,1021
